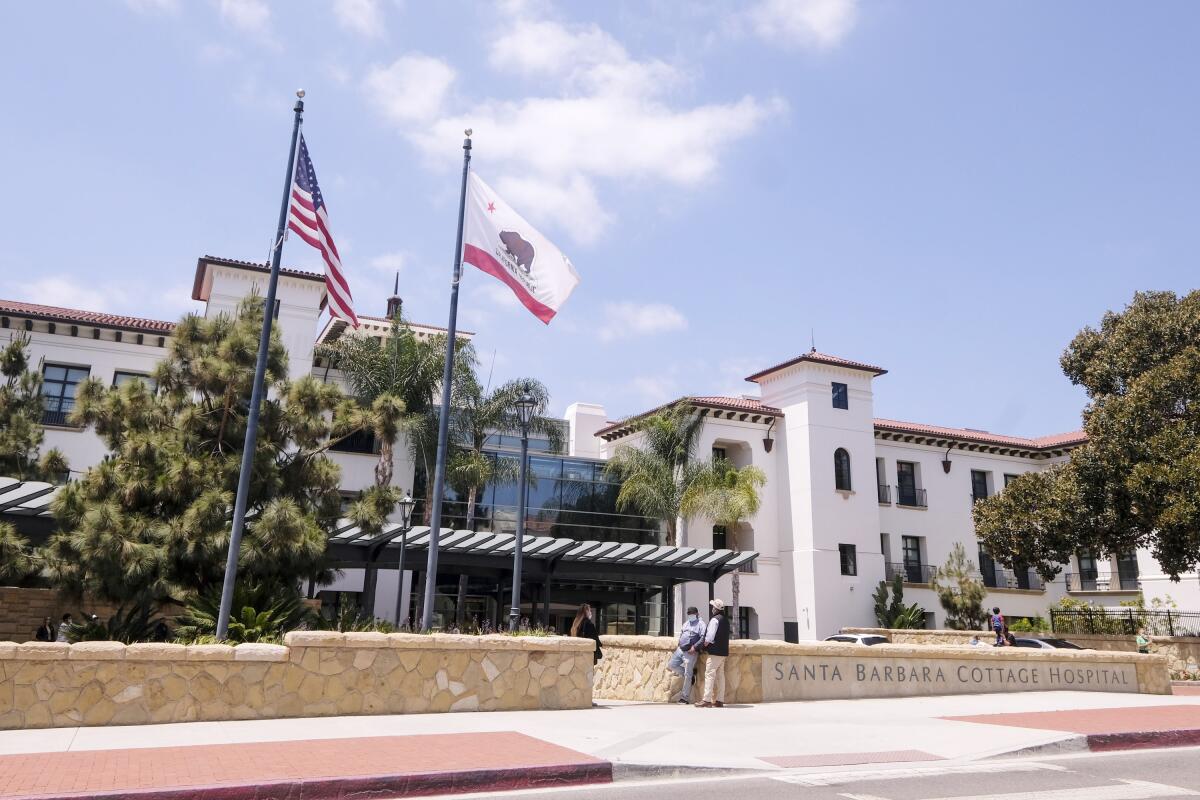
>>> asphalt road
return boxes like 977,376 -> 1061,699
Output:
437,746 -> 1200,800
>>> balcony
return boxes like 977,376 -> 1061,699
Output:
330,429 -> 377,455
1065,571 -> 1140,592
886,561 -> 935,584
981,565 -> 1045,591
895,486 -> 927,508
877,484 -> 891,504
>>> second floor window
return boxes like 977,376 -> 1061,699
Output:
832,382 -> 848,409
971,470 -> 990,503
712,525 -> 728,550
42,364 -> 89,425
897,461 -> 918,505
113,371 -> 157,393
839,543 -> 857,575
834,448 -> 852,491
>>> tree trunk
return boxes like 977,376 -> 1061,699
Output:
375,435 -> 394,488
455,485 -> 478,626
730,526 -> 742,639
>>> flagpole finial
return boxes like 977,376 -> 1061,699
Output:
463,129 -> 473,151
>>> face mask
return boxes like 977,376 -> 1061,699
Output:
687,615 -> 697,622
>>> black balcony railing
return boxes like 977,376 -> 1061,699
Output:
1051,608 -> 1200,637
877,484 -> 891,504
895,486 -> 927,508
1065,571 -> 1140,592
41,407 -> 74,426
330,429 -> 377,455
886,561 -> 935,584
982,565 -> 1045,591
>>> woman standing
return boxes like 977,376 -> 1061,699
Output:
570,603 -> 602,664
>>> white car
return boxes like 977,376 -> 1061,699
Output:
1010,637 -> 1085,650
824,634 -> 888,646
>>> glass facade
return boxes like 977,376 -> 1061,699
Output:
416,450 -> 663,545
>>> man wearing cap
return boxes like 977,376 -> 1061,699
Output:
696,598 -> 730,708
666,606 -> 705,704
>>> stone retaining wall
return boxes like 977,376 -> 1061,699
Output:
0,632 -> 594,730
842,627 -> 1200,671
595,635 -> 1169,703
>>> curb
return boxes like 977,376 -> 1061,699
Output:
992,729 -> 1200,759
9,761 -> 614,800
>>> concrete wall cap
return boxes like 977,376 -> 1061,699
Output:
232,643 -> 289,662
185,644 -> 235,661
125,643 -> 187,661
68,641 -> 126,660
0,641 -> 17,659
15,642 -> 69,660
341,631 -> 389,648
283,631 -> 345,647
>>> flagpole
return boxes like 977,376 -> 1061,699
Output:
421,129 -> 473,631
215,90 -> 306,640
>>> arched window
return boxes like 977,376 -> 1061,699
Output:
834,448 -> 852,491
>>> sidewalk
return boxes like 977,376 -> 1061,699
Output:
2,690 -> 1200,798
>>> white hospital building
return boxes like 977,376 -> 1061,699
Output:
3,255 -> 1194,640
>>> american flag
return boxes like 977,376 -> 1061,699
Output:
287,134 -> 358,327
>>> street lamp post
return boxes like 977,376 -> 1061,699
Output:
508,393 -> 538,633
393,493 -> 416,628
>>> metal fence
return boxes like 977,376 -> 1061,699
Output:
1050,608 -> 1200,637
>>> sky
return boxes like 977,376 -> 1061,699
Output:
2,1 -> 1197,437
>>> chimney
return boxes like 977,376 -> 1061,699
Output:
385,272 -> 402,319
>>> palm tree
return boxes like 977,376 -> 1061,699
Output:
682,458 -> 767,638
605,402 -> 707,547
445,375 -> 563,624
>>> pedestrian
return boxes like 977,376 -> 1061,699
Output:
1004,629 -> 1016,647
34,616 -> 55,642
1136,628 -> 1150,654
666,606 -> 705,704
696,598 -> 729,709
989,606 -> 1005,646
570,603 -> 602,664
55,613 -> 72,643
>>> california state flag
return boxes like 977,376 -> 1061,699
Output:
463,174 -> 581,324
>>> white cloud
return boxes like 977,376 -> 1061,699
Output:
364,11 -> 782,245
218,0 -> 272,38
125,0 -> 179,13
749,0 -> 858,49
333,0 -> 385,38
598,301 -> 688,343
363,55 -> 456,125
369,251 -> 407,275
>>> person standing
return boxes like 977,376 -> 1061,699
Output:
34,616 -> 55,642
696,599 -> 729,708
1136,628 -> 1151,654
990,607 -> 1005,646
666,606 -> 705,704
55,613 -> 72,643
570,603 -> 603,664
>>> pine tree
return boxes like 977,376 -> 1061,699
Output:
0,332 -> 68,584
931,543 -> 989,630
41,297 -> 361,604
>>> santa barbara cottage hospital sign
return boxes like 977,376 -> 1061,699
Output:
761,653 -> 1137,701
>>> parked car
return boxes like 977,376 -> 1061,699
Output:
1010,637 -> 1086,650
824,634 -> 888,646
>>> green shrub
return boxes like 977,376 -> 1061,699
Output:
174,582 -> 313,644
873,574 -> 927,629
1008,616 -> 1048,633
68,600 -> 166,643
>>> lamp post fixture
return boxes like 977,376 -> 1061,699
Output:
508,392 -> 538,633
393,492 -> 416,628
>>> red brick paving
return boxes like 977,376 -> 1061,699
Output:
0,732 -> 610,800
759,750 -> 943,768
942,704 -> 1200,735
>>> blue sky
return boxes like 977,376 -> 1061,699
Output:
2,1 -> 1197,436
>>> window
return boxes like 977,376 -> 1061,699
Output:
42,364 -> 89,425
834,448 -> 852,491
712,525 -> 727,550
1117,552 -> 1140,590
970,470 -> 990,503
880,532 -> 891,562
1004,473 -> 1020,487
902,535 -> 923,582
979,547 -> 998,588
896,461 -> 922,506
839,543 -> 857,576
832,382 -> 848,410
711,446 -> 726,461
330,429 -> 377,454
875,458 -> 889,502
1076,551 -> 1098,590
113,371 -> 156,393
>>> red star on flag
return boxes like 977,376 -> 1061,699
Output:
487,201 -> 496,213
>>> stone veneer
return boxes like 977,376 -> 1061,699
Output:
0,632 -> 594,730
594,635 -> 1170,703
842,627 -> 1200,674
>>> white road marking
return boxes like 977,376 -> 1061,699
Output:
778,762 -> 1066,787
839,794 -> 893,800
925,779 -> 1200,800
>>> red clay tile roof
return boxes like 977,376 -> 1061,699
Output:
595,396 -> 782,439
746,349 -> 887,382
874,418 -> 1086,451
0,298 -> 176,334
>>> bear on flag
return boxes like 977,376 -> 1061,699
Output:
461,174 -> 580,324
